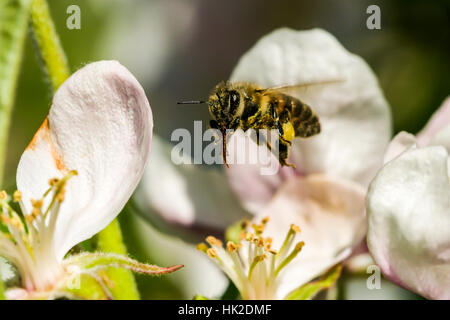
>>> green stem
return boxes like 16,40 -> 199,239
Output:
0,0 -> 32,186
29,0 -> 69,92
29,0 -> 139,300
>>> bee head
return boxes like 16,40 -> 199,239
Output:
208,81 -> 241,131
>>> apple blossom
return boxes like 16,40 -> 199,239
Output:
367,97 -> 450,300
0,61 -> 182,299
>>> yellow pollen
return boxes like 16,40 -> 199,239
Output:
8,217 -> 23,230
226,241 -> 238,253
25,214 -> 35,223
0,190 -> 7,200
290,224 -> 301,233
207,248 -> 218,258
13,191 -> 22,202
196,243 -> 208,253
0,215 -> 9,224
294,241 -> 305,252
31,199 -> 43,209
261,216 -> 270,225
257,237 -> 265,247
206,236 -> 223,247
245,233 -> 254,241
48,178 -> 60,186
252,224 -> 265,235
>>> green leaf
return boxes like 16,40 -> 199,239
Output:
285,264 -> 342,300
0,0 -> 31,185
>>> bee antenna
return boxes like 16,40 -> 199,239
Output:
177,100 -> 207,105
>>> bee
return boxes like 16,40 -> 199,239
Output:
179,80 -> 339,167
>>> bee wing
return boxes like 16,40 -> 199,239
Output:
257,78 -> 345,99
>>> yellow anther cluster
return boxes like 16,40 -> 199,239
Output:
0,190 -> 7,200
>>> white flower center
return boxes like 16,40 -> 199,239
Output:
0,171 -> 77,292
198,218 -> 304,300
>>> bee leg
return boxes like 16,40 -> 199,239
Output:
255,130 -> 273,151
278,139 -> 295,168
275,119 -> 293,146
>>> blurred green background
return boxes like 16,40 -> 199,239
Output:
2,0 -> 449,299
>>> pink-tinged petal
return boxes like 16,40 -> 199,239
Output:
225,130 -> 296,214
134,136 -> 249,236
255,174 -> 366,298
5,288 -> 28,300
417,96 -> 450,147
229,28 -> 391,194
383,131 -> 417,164
17,61 -> 153,260
367,146 -> 450,300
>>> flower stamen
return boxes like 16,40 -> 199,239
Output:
198,217 -> 305,300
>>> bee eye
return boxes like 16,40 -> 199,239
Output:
228,90 -> 240,113
209,120 -> 219,129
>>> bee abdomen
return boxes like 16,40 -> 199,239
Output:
289,98 -> 321,138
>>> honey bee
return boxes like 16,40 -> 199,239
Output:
179,80 -> 340,167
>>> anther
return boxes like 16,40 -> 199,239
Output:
31,199 -> 43,209
207,248 -> 218,259
245,233 -> 254,241
0,191 -> 7,200
226,241 -> 238,253
48,178 -> 60,186
13,191 -> 22,202
240,219 -> 250,229
196,243 -> 208,253
206,236 -> 223,247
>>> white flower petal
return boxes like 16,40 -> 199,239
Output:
383,131 -> 417,164
367,146 -> 450,300
230,28 -> 391,188
417,96 -> 450,148
134,136 -> 249,235
256,174 -> 366,298
17,61 -> 153,260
